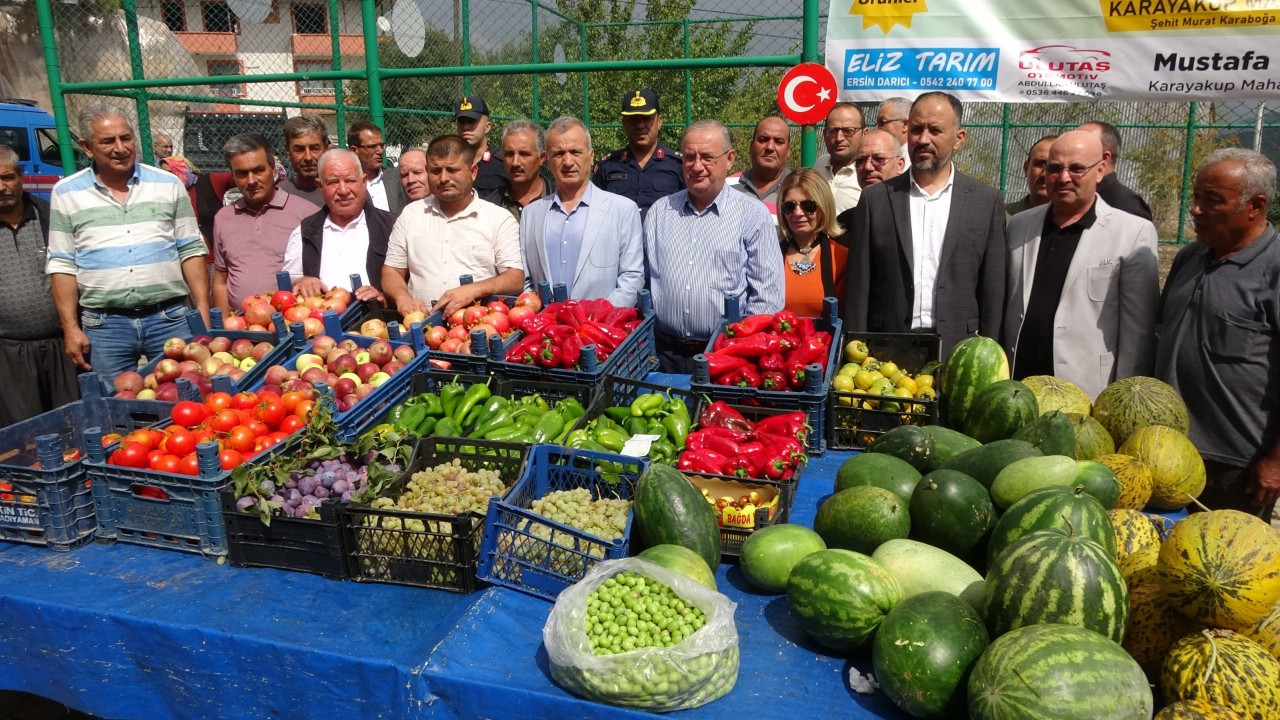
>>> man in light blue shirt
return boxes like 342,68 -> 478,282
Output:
643,119 -> 785,372
520,117 -> 644,307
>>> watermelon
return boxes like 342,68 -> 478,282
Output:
834,452 -> 920,503
872,592 -> 990,718
909,469 -> 995,559
633,463 -> 722,571
1154,700 -> 1248,720
1074,460 -> 1120,509
1108,508 -> 1162,562
1021,375 -> 1092,415
985,485 -> 1116,568
938,336 -> 1009,429
938,439 -> 1042,489
1067,412 -> 1116,460
968,623 -> 1154,720
920,425 -> 981,469
1012,409 -> 1076,457
1096,453 -> 1154,510
738,524 -> 826,594
1119,425 -> 1205,511
867,425 -> 936,473
984,530 -> 1129,643
990,454 -> 1080,510
1125,578 -> 1205,680
1092,376 -> 1190,447
636,544 -> 717,591
786,549 -> 903,650
1158,509 -> 1280,630
962,379 -> 1039,443
872,538 -> 986,610
1160,629 -> 1280,720
813,485 -> 910,554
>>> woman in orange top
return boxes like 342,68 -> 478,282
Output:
776,168 -> 847,317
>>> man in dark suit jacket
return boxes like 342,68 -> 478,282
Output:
842,92 -> 1006,357
1078,121 -> 1152,221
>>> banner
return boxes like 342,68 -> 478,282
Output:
825,0 -> 1280,101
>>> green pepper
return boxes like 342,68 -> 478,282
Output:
662,413 -> 690,450
572,438 -> 607,452
417,393 -> 444,417
630,393 -> 666,417
434,417 -> 462,437
556,397 -> 585,423
453,381 -> 492,424
644,418 -> 669,441
414,416 -> 438,436
624,416 -> 649,437
470,408 -> 515,438
594,428 -> 629,453
604,406 -> 632,424
564,429 -> 592,447
516,407 -> 546,427
669,398 -> 691,425
649,439 -> 677,464
387,402 -> 410,425
483,425 -> 527,442
593,416 -> 624,434
440,378 -> 466,419
519,394 -> 550,411
393,404 -> 428,433
471,396 -> 510,430
530,411 -> 566,444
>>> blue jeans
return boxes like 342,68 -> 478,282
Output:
81,302 -> 190,381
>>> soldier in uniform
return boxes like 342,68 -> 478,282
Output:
455,95 -> 508,205
591,88 -> 684,216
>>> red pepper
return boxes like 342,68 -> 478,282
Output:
763,457 -> 792,481
719,332 -> 783,359
704,352 -> 748,379
583,321 -> 628,347
506,333 -> 544,364
716,371 -> 739,386
577,323 -> 619,353
789,333 -> 830,369
784,357 -> 808,389
712,334 -> 731,352
797,316 -> 816,340
677,449 -> 731,475
522,313 -> 556,334
621,319 -> 642,333
562,333 -> 583,368
723,457 -> 755,478
538,340 -> 563,367
559,302 -> 589,327
602,305 -> 638,327
696,426 -> 750,441
587,298 -> 613,322
758,352 -> 785,372
725,314 -> 774,338
545,324 -> 576,342
688,431 -> 743,457
761,370 -> 788,390
753,412 -> 810,445
756,431 -> 807,464
738,441 -> 766,476
698,401 -> 754,434
735,366 -> 762,388
772,310 -> 799,335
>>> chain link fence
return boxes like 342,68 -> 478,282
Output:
16,0 -> 1280,241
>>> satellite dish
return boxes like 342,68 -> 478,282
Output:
227,0 -> 271,24
390,0 -> 426,58
376,16 -> 391,34
554,44 -> 567,85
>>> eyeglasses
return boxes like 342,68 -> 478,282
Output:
875,117 -> 907,127
357,142 -> 385,150
1044,160 -> 1103,178
854,154 -> 895,168
824,126 -> 864,138
781,199 -> 819,214
681,150 -> 731,167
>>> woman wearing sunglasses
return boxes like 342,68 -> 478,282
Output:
776,168 -> 847,317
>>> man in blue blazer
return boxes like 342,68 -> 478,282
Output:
520,116 -> 645,306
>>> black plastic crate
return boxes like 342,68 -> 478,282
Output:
220,489 -> 348,580
340,437 -> 530,592
827,330 -> 940,450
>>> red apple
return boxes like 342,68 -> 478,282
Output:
447,308 -> 467,327
192,334 -> 214,345
515,291 -> 543,312
382,360 -> 404,375
333,377 -> 357,398
163,336 -> 187,361
339,338 -> 360,352
261,384 -> 282,397
325,372 -> 339,387
202,357 -> 224,377
330,353 -> 358,376
114,370 -> 145,394
217,362 -> 238,376
486,300 -> 510,314
183,343 -> 211,365
393,344 -> 416,364
230,338 -> 254,360
425,325 -> 448,349
222,315 -> 248,331
440,337 -> 463,354
302,317 -> 324,338
300,366 -> 328,385
285,378 -> 313,394
483,312 -> 511,335
252,341 -> 274,361
311,335 -> 337,357
338,395 -> 358,413
463,305 -> 488,328
227,368 -> 246,382
154,358 -> 182,383
354,384 -> 375,399
507,305 -> 535,331
117,390 -> 138,399
367,339 -> 394,365
356,362 -> 380,383
325,347 -> 350,365
271,290 -> 297,312
144,373 -> 160,390
207,336 -> 231,354
155,383 -> 180,402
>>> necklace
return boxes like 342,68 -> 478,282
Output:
789,239 -> 820,275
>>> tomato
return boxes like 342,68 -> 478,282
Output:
280,391 -> 305,413
205,392 -> 233,413
178,454 -> 200,476
225,426 -> 257,453
147,449 -> 167,470
171,400 -> 207,429
163,428 -> 197,457
218,449 -> 245,470
124,430 -> 156,452
209,409 -> 240,434
155,454 -> 181,474
244,419 -> 269,438
294,399 -> 314,419
191,428 -> 215,446
231,391 -> 259,411
101,432 -> 122,447
255,398 -> 287,429
278,415 -> 306,434
117,442 -> 150,469
268,431 -> 291,444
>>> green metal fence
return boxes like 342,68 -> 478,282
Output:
28,0 -> 1280,241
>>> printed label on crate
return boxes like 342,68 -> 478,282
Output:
124,502 -> 187,530
0,502 -> 41,528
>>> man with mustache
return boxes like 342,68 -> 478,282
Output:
1005,135 -> 1056,217
814,102 -> 865,215
729,115 -> 792,211
278,115 -> 330,208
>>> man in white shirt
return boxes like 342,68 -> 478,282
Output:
382,135 -> 523,317
814,102 -> 865,214
283,149 -> 392,304
347,120 -> 407,214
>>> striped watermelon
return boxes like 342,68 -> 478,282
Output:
786,549 -> 903,650
968,623 -> 1153,720
1124,578 -> 1205,680
1158,509 -> 1280,630
984,530 -> 1129,643
1108,508 -> 1161,562
1022,375 -> 1092,415
1160,629 -> 1280,720
939,336 -> 1009,429
985,486 -> 1116,568
961,380 -> 1039,443
1067,412 -> 1115,460
1092,376 -> 1190,447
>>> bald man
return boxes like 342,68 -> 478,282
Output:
1002,130 -> 1159,399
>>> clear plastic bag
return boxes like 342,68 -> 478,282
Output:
542,557 -> 739,712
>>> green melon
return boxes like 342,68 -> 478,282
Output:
962,379 -> 1040,443
1119,425 -> 1205,511
813,485 -> 910,554
1160,629 -> 1280,720
939,336 -> 1010,429
637,544 -> 717,591
990,454 -> 1081,510
1022,375 -> 1092,415
871,538 -> 986,609
738,524 -> 826,594
938,438 -> 1042,489
1067,412 -> 1116,460
873,592 -> 990,718
1092,376 -> 1190,447
985,485 -> 1116,569
786,549 -> 903,650
834,452 -> 921,504
968,623 -> 1153,720
909,469 -> 996,559
984,530 -> 1129,643
1074,459 -> 1120,509
1096,453 -> 1154,510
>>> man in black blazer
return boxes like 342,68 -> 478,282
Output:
841,92 -> 1006,357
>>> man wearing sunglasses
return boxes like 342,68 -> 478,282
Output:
1002,130 -> 1158,400
874,97 -> 911,157
348,120 -> 406,214
815,102 -> 865,214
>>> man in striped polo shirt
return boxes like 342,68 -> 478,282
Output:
46,102 -> 208,379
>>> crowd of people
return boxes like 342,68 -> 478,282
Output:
0,89 -> 1275,518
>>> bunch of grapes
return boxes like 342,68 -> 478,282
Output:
235,457 -> 401,519
387,459 -> 508,515
584,571 -> 707,655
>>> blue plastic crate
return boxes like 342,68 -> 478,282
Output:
135,309 -> 298,396
0,376 -> 176,551
690,298 -> 842,454
477,445 -> 649,601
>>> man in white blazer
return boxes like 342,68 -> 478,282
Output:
520,116 -> 645,307
1002,130 -> 1159,400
